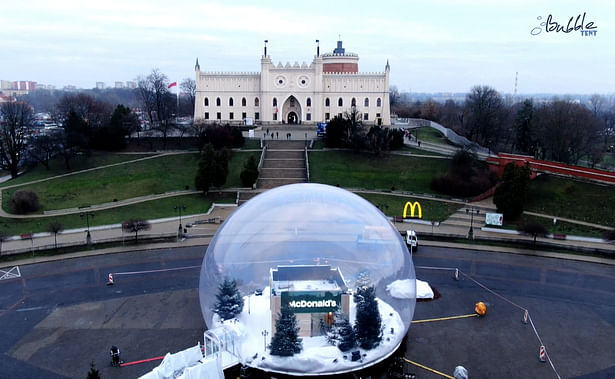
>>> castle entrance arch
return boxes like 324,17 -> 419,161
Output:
287,112 -> 298,124
282,95 -> 302,124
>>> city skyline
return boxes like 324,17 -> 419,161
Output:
0,0 -> 613,95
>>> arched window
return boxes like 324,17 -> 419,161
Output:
377,98 -> 382,107
216,97 -> 221,106
325,98 -> 330,107
306,98 -> 312,107
229,97 -> 234,106
364,98 -> 369,107
254,97 -> 260,106
241,97 -> 246,107
273,98 -> 277,107
338,97 -> 343,107
351,98 -> 356,107
204,97 -> 209,106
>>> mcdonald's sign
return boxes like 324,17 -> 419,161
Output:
403,201 -> 422,219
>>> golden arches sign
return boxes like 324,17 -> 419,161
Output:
403,201 -> 422,219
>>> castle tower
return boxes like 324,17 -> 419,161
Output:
321,40 -> 359,73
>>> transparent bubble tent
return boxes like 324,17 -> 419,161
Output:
199,183 -> 416,374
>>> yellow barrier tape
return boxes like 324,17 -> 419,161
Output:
403,358 -> 455,379
412,313 -> 478,324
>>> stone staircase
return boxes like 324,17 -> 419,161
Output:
238,140 -> 308,205
257,140 -> 308,189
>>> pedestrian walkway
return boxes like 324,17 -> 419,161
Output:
2,194 -> 614,270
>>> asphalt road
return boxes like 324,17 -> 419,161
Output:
0,246 -> 614,378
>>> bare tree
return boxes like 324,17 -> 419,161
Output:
122,219 -> 151,242
56,93 -> 112,128
48,221 -> 64,250
181,78 -> 196,115
28,132 -> 61,170
463,86 -> 505,149
535,100 -> 600,164
518,222 -> 548,245
136,69 -> 175,149
588,94 -> 606,117
389,85 -> 401,107
0,101 -> 34,178
588,95 -> 615,152
420,99 -> 440,122
439,99 -> 463,132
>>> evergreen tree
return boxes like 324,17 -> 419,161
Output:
87,361 -> 101,379
269,304 -> 303,356
493,162 -> 531,220
212,148 -> 230,188
327,309 -> 356,352
195,144 -> 229,192
354,286 -> 382,350
338,319 -> 357,352
513,99 -> 535,155
212,277 -> 244,321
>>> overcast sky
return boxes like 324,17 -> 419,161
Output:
1,0 -> 612,94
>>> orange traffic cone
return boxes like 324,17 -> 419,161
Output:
539,345 -> 546,362
107,273 -> 114,286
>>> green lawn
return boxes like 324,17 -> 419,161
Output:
412,127 -> 452,145
0,193 -> 235,236
311,140 -> 325,149
357,193 -> 461,222
242,139 -> 262,149
525,175 -> 615,227
0,153 -> 153,188
3,151 -> 259,213
309,151 -> 449,193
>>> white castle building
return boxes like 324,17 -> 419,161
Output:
194,40 -> 391,126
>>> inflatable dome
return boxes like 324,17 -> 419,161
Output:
199,183 -> 416,374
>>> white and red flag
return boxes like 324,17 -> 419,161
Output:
168,82 -> 177,88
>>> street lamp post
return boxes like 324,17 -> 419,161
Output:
261,330 -> 269,350
174,205 -> 186,237
465,207 -> 480,240
80,212 -> 95,246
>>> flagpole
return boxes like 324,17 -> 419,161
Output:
176,81 -> 179,124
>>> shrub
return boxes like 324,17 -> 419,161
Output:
389,129 -> 405,150
430,150 -> 498,198
11,190 -> 40,214
603,229 -> 615,241
518,221 -> 549,244
240,155 -> 259,187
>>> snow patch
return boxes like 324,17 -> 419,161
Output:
213,286 -> 407,375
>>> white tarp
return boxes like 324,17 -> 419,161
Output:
386,279 -> 434,299
139,343 -> 208,379
177,359 -> 222,379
